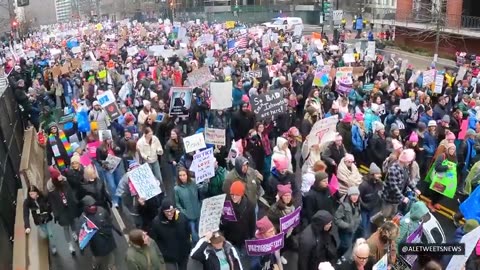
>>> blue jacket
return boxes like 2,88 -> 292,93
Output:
352,124 -> 365,152
419,113 -> 433,127
232,87 -> 244,107
468,109 -> 478,130
423,132 -> 437,157
364,109 -> 381,134
454,227 -> 465,243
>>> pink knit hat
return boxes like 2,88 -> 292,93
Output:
273,156 -> 289,171
409,132 -> 419,143
256,216 -> 274,238
331,102 -> 339,110
355,112 -> 364,122
392,139 -> 403,151
446,131 -> 456,141
277,184 -> 292,197
343,113 -> 353,123
399,149 -> 416,163
344,153 -> 355,162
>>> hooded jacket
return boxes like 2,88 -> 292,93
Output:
149,210 -> 191,263
265,168 -> 298,206
298,210 -> 337,270
222,157 -> 261,205
270,137 -> 293,172
396,201 -> 429,247
303,178 -> 338,224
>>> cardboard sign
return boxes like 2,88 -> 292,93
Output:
169,87 -> 193,116
198,194 -> 227,237
245,233 -> 285,256
191,148 -> 215,183
183,133 -> 207,153
51,66 -> 62,78
128,163 -> 162,200
307,115 -> 339,148
210,81 -> 233,110
187,67 -> 213,87
251,91 -> 287,120
61,64 -> 70,75
279,207 -> 301,233
70,59 -> 82,70
205,127 -> 226,146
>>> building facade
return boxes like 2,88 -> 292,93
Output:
55,0 -> 73,22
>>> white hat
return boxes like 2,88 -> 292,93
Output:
143,100 -> 151,107
428,120 -> 437,127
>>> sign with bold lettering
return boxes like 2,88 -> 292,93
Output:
199,194 -> 227,237
191,148 -> 215,184
183,133 -> 207,153
128,163 -> 162,200
251,91 -> 287,120
279,207 -> 301,233
205,127 -> 226,146
222,200 -> 237,221
245,233 -> 285,256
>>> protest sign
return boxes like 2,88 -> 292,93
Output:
148,45 -> 164,56
401,223 -> 423,267
251,91 -> 287,120
106,154 -> 122,173
210,82 -> 233,110
169,87 -> 193,116
293,25 -> 303,37
373,254 -> 388,270
343,53 -> 355,63
222,200 -> 237,221
71,46 -> 81,54
307,115 -> 339,148
225,21 -> 235,29
191,148 -> 215,184
429,160 -> 457,198
78,216 -> 98,250
313,66 -> 330,87
335,67 -> 353,94
205,127 -> 226,146
279,207 -> 301,233
199,194 -> 227,237
127,46 -> 139,56
242,70 -> 262,79
128,163 -> 162,200
434,71 -> 445,94
97,90 -> 121,120
186,67 -> 213,87
367,41 -> 376,59
82,60 -> 99,71
183,133 -> 207,153
245,233 -> 285,256
447,226 -> 480,270
457,66 -> 467,82
422,69 -> 435,86
51,66 -> 62,78
199,34 -> 214,45
399,98 -> 413,112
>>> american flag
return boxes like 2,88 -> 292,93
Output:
227,39 -> 237,55
236,33 -> 248,48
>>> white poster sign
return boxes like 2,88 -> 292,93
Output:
183,133 -> 207,153
210,81 -> 233,110
198,194 -> 227,237
205,127 -> 226,146
367,41 -> 376,59
447,226 -> 480,270
128,163 -> 162,200
191,148 -> 215,184
127,46 -> 139,56
307,115 -> 339,148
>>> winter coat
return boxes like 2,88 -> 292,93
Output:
367,230 -> 397,264
359,175 -> 383,212
190,239 -> 242,270
165,139 -> 185,164
223,157 -> 261,205
47,180 -> 80,226
337,158 -> 363,195
352,124 -> 366,152
321,142 -> 347,167
65,166 -> 84,195
174,181 -> 201,221
270,137 -> 293,172
368,133 -> 388,168
423,131 -> 438,157
419,113 -> 433,127
244,136 -> 265,172
396,201 -> 429,246
267,201 -> 295,232
84,206 -> 117,257
337,122 -> 353,152
220,197 -> 256,247
303,185 -> 337,223
334,196 -> 361,233
298,211 -> 338,270
265,168 -> 299,205
77,179 -> 111,210
88,109 -> 110,131
126,241 -> 166,270
433,103 -> 448,120
137,135 -> 164,163
382,161 -> 412,204
207,166 -> 227,197
23,195 -> 53,228
231,110 -> 255,141
149,210 -> 191,263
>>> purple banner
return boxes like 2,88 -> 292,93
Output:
222,200 -> 237,222
403,223 -> 423,267
279,207 -> 301,233
245,233 -> 285,256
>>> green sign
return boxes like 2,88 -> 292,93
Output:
363,84 -> 374,91
429,160 -> 457,199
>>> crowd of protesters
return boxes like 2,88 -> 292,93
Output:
12,17 -> 480,270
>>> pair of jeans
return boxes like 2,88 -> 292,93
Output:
104,162 -> 125,205
39,222 -> 55,250
188,219 -> 199,244
62,221 -> 76,244
148,160 -> 163,184
361,209 -> 373,238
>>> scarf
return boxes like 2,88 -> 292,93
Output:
48,130 -> 73,171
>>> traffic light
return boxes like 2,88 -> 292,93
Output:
322,0 -> 331,18
17,0 -> 29,7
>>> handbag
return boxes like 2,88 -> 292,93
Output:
90,111 -> 100,131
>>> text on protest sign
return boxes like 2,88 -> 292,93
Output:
307,115 -> 339,148
199,194 -> 227,237
78,216 -> 98,250
97,90 -> 122,120
210,81 -> 233,110
245,233 -> 285,256
187,67 -> 214,87
106,154 -> 122,173
205,127 -> 226,146
183,133 -> 207,153
279,207 -> 301,233
222,200 -> 237,221
242,70 -> 262,79
169,87 -> 193,116
251,91 -> 287,120
128,163 -> 162,200
191,148 -> 215,184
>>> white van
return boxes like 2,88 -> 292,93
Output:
262,17 -> 304,33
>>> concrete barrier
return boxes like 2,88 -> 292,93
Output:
13,190 -> 27,270
19,127 -> 48,192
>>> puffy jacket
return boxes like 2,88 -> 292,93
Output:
419,113 -> 433,127
423,131 -> 438,157
137,135 -> 164,163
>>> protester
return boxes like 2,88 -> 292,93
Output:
190,231 -> 242,270
336,238 -> 375,269
367,221 -> 398,264
126,229 -> 166,270
334,186 -> 362,259
174,167 -> 201,244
